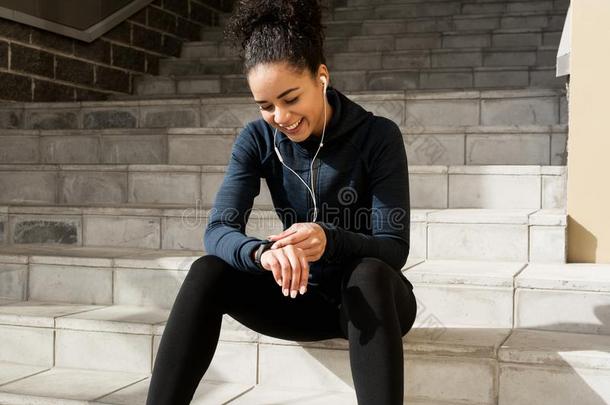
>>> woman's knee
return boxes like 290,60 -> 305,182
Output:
344,257 -> 397,289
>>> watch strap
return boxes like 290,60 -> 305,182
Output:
254,239 -> 274,270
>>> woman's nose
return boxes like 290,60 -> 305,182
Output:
274,107 -> 290,126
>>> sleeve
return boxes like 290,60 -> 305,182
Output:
203,124 -> 268,274
316,118 -> 410,272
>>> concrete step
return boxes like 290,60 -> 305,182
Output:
331,0 -> 568,21
0,124 -> 568,166
1,88 -> 568,130
163,46 -> 559,77
199,10 -> 567,40
1,259 -> 609,403
134,65 -> 564,96
185,28 -> 563,59
0,163 -> 566,209
0,206 -> 566,261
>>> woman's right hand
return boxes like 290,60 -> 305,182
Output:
260,245 -> 309,299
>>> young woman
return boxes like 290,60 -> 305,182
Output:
146,1 -> 417,404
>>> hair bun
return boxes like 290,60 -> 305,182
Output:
225,0 -> 325,52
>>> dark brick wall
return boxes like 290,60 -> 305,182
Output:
0,0 -> 234,102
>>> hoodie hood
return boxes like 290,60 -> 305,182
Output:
276,86 -> 372,155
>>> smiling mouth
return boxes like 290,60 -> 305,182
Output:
281,118 -> 303,131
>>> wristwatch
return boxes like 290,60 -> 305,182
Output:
254,239 -> 274,270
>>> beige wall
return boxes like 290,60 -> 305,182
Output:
567,0 -> 610,263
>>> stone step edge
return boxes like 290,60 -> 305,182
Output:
171,45 -> 560,63
138,65 -> 559,82
0,124 -> 569,136
0,163 -> 567,175
2,87 -> 564,109
0,300 -> 608,372
199,9 -> 567,32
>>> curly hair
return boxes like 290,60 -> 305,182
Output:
224,0 -> 327,77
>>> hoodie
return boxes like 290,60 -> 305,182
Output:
204,86 -> 413,290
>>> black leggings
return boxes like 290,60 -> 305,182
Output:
145,254 -> 417,405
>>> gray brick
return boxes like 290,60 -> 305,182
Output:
443,33 -> 491,49
128,172 -> 200,204
453,16 -> 500,31
431,51 -> 482,68
327,22 -> 362,36
466,134 -> 551,165
410,172 -> 447,208
501,15 -> 549,30
0,169 -> 57,204
221,76 -> 249,94
101,135 -> 166,164
0,136 -> 39,163
492,33 -> 541,48
10,44 -> 54,79
134,76 -> 176,96
329,71 -> 367,92
506,1 -> 553,13
483,51 -> 537,67
381,51 -> 429,69
334,8 -> 371,20
420,71 -> 473,89
30,28 -> 74,53
396,34 -> 441,50
461,3 -> 505,14
201,104 -> 259,127
0,109 -> 24,129
96,65 -> 130,93
333,53 -> 382,70
406,99 -> 479,127
530,70 -> 566,88
536,49 -> 558,66
481,97 -> 558,125
367,71 -> 419,91
177,78 -> 222,94
12,218 -> 79,245
357,100 -> 405,126
362,21 -> 408,36
56,56 -> 95,86
60,171 -> 127,204
347,37 -> 394,52
474,70 -> 529,88
83,216 -> 160,249
141,106 -> 200,127
83,110 -> 137,129
74,39 -> 111,65
112,45 -> 146,72
0,72 -> 31,102
551,132 -> 567,165
543,32 -> 562,47
26,111 -> 79,130
33,80 -> 75,102
325,38 -> 350,54
414,2 -> 461,17
405,134 -> 465,165
0,262 -> 27,299
41,136 -> 100,164
0,40 -> 8,69
168,135 -> 234,165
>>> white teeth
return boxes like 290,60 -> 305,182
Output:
285,118 -> 302,130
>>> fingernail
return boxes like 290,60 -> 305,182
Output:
290,290 -> 297,298
300,286 -> 306,294
283,289 -> 289,296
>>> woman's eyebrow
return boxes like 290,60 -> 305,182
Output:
255,87 -> 299,103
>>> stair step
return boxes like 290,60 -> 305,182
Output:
0,164 -> 566,210
0,207 -> 566,266
331,0 -> 567,21
0,124 -> 568,166
0,363 -> 251,404
1,88 -> 567,130
164,46 -> 559,77
133,66 -> 564,96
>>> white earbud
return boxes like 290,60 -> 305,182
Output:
320,76 -> 327,92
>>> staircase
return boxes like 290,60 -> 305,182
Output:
1,0 -> 609,404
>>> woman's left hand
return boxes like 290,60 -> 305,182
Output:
267,223 -> 326,262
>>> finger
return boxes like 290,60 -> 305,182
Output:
277,251 -> 292,296
268,227 -> 297,241
272,232 -> 309,249
268,258 -> 282,286
286,248 -> 301,298
298,254 -> 309,295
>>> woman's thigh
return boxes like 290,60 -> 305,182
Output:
212,255 -> 346,342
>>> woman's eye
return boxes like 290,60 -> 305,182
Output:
285,97 -> 298,104
259,105 -> 273,112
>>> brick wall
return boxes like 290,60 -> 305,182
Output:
0,0 -> 234,102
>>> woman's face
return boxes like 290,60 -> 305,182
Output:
247,61 -> 329,143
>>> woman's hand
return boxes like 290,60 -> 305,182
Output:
267,223 -> 327,262
260,245 -> 309,298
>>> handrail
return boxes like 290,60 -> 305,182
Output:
0,0 -> 154,43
